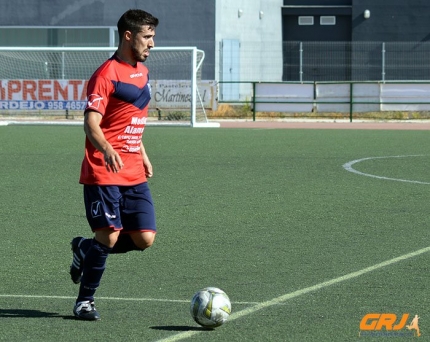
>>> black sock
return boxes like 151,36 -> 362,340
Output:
78,237 -> 92,255
77,239 -> 112,303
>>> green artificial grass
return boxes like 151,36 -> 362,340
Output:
0,125 -> 429,341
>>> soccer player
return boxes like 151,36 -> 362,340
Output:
69,9 -> 159,320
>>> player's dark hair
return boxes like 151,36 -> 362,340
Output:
117,9 -> 159,43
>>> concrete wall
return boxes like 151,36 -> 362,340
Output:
215,0 -> 283,100
350,0 -> 430,80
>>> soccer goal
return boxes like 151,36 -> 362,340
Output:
0,46 -> 219,127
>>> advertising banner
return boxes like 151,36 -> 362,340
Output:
0,79 -> 215,111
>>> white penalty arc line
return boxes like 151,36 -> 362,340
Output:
343,155 -> 430,184
155,245 -> 430,342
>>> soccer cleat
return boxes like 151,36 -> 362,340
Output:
70,236 -> 85,284
73,301 -> 100,321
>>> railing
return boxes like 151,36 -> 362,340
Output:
218,81 -> 430,122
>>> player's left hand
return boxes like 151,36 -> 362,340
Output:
144,159 -> 153,178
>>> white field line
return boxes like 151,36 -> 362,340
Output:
343,155 -> 430,184
0,294 -> 258,305
155,245 -> 430,342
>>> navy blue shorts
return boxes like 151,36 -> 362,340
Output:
83,182 -> 156,233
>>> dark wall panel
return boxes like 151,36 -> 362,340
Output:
0,0 -> 216,78
352,0 -> 430,42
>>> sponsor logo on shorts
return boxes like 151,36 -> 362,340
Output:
91,201 -> 102,218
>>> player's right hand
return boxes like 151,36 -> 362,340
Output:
104,148 -> 124,173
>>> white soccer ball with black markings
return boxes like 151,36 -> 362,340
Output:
190,287 -> 231,328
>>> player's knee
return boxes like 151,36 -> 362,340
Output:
134,240 -> 153,250
132,232 -> 156,250
137,240 -> 153,250
95,229 -> 120,248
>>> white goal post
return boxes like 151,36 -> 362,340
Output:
0,46 -> 219,127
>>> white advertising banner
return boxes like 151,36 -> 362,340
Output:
255,83 -> 313,112
380,83 -> 430,111
316,83 -> 380,113
150,80 -> 216,110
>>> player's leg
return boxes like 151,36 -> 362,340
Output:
130,230 -> 156,249
70,185 -> 122,282
110,182 -> 157,253
73,229 -> 119,320
72,185 -> 122,320
109,233 -> 140,253
70,236 -> 92,284
69,182 -> 154,274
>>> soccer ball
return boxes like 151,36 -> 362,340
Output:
190,287 -> 231,328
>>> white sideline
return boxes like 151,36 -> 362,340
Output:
192,122 -> 220,128
0,120 -> 220,127
155,245 -> 430,342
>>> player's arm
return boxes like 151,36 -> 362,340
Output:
84,110 -> 124,173
140,141 -> 153,178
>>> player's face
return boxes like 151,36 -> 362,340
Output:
131,25 -> 155,63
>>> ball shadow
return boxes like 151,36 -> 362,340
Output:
150,325 -> 214,332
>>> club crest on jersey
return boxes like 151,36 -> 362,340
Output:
87,94 -> 103,110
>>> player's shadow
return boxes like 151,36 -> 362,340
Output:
0,309 -> 76,320
0,308 -> 63,318
150,325 -> 214,332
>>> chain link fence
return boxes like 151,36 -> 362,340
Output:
230,41 -> 430,83
282,41 -> 430,82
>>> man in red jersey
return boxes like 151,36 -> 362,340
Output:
69,9 -> 159,320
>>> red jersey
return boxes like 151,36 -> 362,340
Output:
79,53 -> 151,185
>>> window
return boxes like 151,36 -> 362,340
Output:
298,16 -> 314,25
320,16 -> 336,25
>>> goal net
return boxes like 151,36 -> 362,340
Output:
0,47 -> 218,127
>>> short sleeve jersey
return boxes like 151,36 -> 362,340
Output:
79,53 -> 151,185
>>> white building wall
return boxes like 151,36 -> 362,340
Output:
216,0 -> 283,99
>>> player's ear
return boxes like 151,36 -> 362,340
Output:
124,30 -> 132,42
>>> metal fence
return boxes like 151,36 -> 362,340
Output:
229,41 -> 430,83
219,41 -> 430,103
216,80 -> 430,122
281,41 -> 430,82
